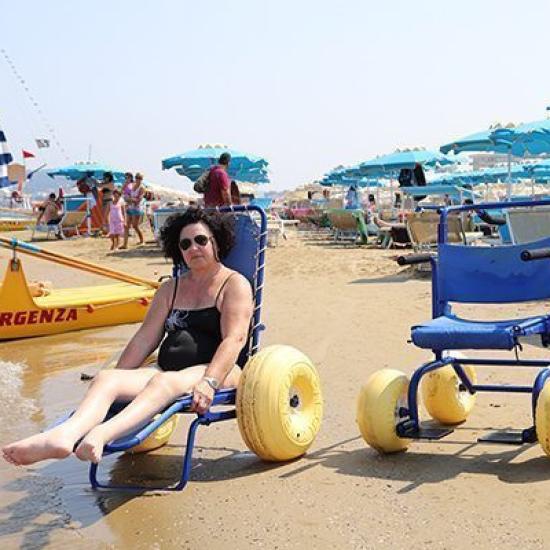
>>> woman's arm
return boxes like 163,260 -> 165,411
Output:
115,280 -> 172,369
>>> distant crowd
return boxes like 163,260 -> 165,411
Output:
36,171 -> 160,250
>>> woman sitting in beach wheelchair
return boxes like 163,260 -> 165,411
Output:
2,205 -> 323,491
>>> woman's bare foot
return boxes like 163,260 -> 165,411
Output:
118,245 -> 128,250
75,427 -> 107,463
2,427 -> 76,466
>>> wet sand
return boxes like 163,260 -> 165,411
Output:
1,227 -> 550,549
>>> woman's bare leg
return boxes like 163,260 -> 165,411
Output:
75,365 -> 241,463
2,368 -> 159,466
120,219 -> 131,249
132,218 -> 144,245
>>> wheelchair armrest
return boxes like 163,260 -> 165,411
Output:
396,253 -> 433,266
521,248 -> 550,262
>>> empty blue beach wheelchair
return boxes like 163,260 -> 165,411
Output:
357,199 -> 550,455
55,205 -> 323,491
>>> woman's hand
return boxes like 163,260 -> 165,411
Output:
191,379 -> 215,414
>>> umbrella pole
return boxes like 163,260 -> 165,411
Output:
506,151 -> 512,201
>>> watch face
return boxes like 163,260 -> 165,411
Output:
205,377 -> 219,389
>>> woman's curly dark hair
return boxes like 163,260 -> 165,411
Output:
160,207 -> 236,266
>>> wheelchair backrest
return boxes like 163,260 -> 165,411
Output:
222,210 -> 263,286
436,235 -> 550,305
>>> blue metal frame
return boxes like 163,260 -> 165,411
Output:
399,200 -> 550,444
88,205 -> 268,491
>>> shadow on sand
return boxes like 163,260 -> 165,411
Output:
0,442 -> 289,548
279,434 -> 548,494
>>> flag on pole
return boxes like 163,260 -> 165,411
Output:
22,149 -> 35,159
35,138 -> 50,148
0,124 -> 15,188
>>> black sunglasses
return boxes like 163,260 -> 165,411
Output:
179,234 -> 211,251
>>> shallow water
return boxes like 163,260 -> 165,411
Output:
0,324 -> 139,549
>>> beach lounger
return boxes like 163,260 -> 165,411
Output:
506,205 -> 550,244
31,210 -> 87,240
358,199 -> 550,459
265,212 -> 298,246
54,206 -> 322,491
326,209 -> 368,244
404,210 -> 481,268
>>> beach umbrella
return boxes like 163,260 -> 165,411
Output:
48,162 -> 126,182
358,149 -> 454,177
321,163 -> 387,188
441,122 -> 550,157
162,145 -> 269,184
429,165 -> 529,187
440,118 -> 550,198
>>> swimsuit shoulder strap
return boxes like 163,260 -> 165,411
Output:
215,272 -> 236,308
169,275 -> 179,312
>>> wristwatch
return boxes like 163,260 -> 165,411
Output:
203,376 -> 220,390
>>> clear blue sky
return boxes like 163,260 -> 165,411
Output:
1,0 -> 549,193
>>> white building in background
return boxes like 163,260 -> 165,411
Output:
472,153 -> 550,171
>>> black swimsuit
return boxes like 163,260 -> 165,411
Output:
157,274 -> 235,371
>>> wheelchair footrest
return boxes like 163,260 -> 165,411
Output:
398,422 -> 454,440
478,430 -> 529,445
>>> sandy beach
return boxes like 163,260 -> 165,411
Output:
1,225 -> 549,549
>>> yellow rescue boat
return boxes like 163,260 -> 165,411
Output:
0,237 -> 158,340
0,218 -> 30,232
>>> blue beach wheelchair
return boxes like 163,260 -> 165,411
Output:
55,206 -> 323,491
357,199 -> 550,456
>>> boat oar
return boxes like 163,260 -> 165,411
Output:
0,237 -> 160,288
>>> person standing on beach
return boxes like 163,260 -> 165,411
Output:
108,189 -> 125,250
204,152 -> 232,207
100,172 -> 115,234
120,173 -> 145,249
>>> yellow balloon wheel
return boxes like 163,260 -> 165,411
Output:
356,369 -> 411,453
236,345 -> 323,461
536,382 -> 550,457
128,414 -> 180,454
421,364 -> 476,425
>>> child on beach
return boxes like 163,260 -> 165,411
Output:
108,189 -> 125,250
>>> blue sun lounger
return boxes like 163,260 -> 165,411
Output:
357,199 -> 550,456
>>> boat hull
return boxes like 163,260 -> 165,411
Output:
0,258 -> 155,339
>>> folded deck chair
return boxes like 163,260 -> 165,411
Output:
54,205 -> 268,491
327,209 -> 368,244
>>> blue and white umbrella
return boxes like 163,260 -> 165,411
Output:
321,163 -> 386,187
47,162 -> 126,182
162,145 -> 269,184
0,122 -> 15,188
441,121 -> 550,157
440,118 -> 550,197
358,149 -> 454,177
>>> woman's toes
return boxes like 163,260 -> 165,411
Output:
75,433 -> 105,463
